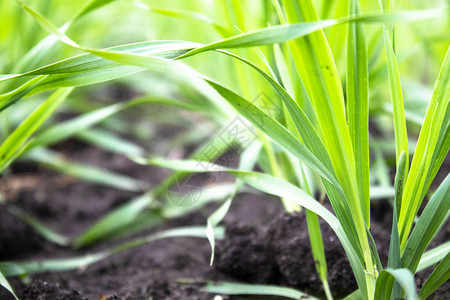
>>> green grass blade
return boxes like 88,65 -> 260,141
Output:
32,101 -> 132,147
402,174 -> 450,273
347,0 -> 370,225
7,206 -> 70,246
393,152 -> 407,219
389,152 -> 406,268
306,210 -> 333,300
206,198 -> 232,265
73,192 -> 153,248
298,163 -> 332,299
272,44 -> 295,96
205,80 -> 341,192
0,270 -> 17,300
374,268 -> 417,300
175,8 -> 448,59
399,46 -> 450,248
76,129 -> 144,156
382,25 -> 409,181
0,41 -> 196,106
0,75 -> 19,81
180,19 -> 336,57
1,226 -> 220,276
107,226 -> 225,255
366,224 -> 383,273
15,41 -> 196,78
31,96 -> 195,148
0,75 -> 46,111
370,186 -> 395,199
387,151 -> 407,298
0,140 -> 33,174
72,0 -> 117,21
206,142 -> 261,265
0,87 -> 72,171
0,263 -> 25,278
24,148 -> 147,192
418,252 -> 450,299
417,241 -> 450,272
202,282 -> 317,299
163,183 -> 238,216
1,253 -> 106,276
422,105 -> 450,197
5,17 -> 232,120
143,6 -> 230,37
342,289 -> 362,300
10,0 -> 119,78
215,50 -> 333,171
14,0 -> 79,49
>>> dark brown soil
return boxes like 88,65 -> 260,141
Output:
0,140 -> 448,300
20,281 -> 85,300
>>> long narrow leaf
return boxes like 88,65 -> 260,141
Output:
203,282 -> 317,299
73,192 -> 153,248
382,26 -> 409,182
206,141 -> 261,265
387,151 -> 407,298
7,206 -> 70,246
1,226 -> 221,276
402,174 -> 450,273
0,270 -> 17,300
417,241 -> 450,272
0,87 -> 72,171
205,80 -> 341,191
24,148 -> 147,192
418,252 -> 450,299
76,129 -> 144,156
176,8 -> 448,59
422,105 -> 450,199
399,47 -> 450,248
347,0 -> 370,224
374,268 -> 417,300
31,96 -> 197,148
143,5 -> 230,37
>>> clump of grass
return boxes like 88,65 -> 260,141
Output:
0,0 -> 448,299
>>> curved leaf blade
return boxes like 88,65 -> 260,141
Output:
402,174 -> 450,273
205,80 -> 341,192
374,268 -> 417,300
347,0 -> 370,224
0,270 -> 17,300
0,88 -> 72,172
203,282 -> 317,299
418,252 -> 450,299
